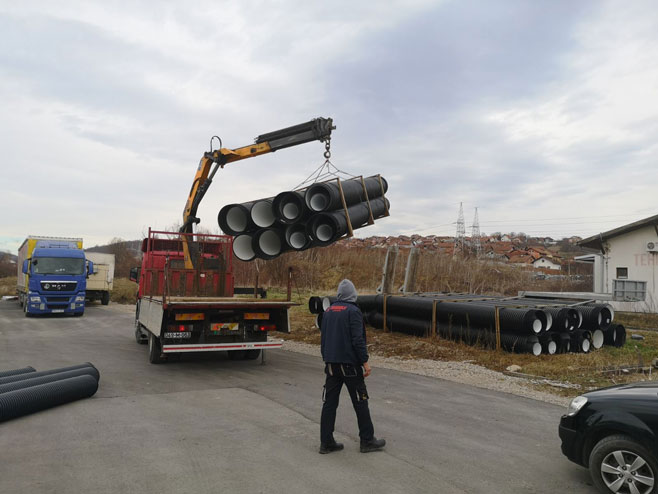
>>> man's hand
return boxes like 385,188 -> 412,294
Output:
363,362 -> 371,378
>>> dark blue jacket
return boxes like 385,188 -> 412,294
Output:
320,301 -> 368,364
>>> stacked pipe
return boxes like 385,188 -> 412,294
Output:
0,363 -> 99,422
218,175 -> 389,261
308,293 -> 624,355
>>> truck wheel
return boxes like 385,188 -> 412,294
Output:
101,292 -> 110,305
244,350 -> 261,360
135,324 -> 148,345
74,310 -> 84,317
148,333 -> 164,364
228,350 -> 246,360
589,434 -> 658,494
24,303 -> 31,318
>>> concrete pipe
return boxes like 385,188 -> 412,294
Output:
233,234 -> 256,261
305,175 -> 388,213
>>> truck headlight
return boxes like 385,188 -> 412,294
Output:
75,296 -> 85,302
567,396 -> 588,416
30,296 -> 41,302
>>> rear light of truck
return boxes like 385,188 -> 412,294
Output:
259,324 -> 276,331
167,324 -> 192,332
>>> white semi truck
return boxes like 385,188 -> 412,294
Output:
84,252 -> 115,305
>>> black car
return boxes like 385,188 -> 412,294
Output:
560,382 -> 658,494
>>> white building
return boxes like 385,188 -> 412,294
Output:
532,257 -> 561,271
578,214 -> 658,312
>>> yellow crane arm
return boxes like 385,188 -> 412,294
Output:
180,117 -> 334,268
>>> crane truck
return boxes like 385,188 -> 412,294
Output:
132,118 -> 334,363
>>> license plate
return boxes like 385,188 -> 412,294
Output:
244,313 -> 270,320
164,332 -> 192,339
212,322 -> 239,331
52,309 -> 64,313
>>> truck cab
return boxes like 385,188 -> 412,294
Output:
19,238 -> 93,317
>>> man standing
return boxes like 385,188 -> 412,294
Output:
319,279 -> 386,454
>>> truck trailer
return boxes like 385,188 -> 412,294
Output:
17,236 -> 94,317
85,252 -> 115,305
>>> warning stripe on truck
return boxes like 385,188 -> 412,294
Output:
162,340 -> 283,353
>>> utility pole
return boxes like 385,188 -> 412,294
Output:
454,202 -> 465,256
471,207 -> 481,258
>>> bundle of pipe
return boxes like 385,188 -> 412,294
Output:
571,330 -> 592,353
220,175 -> 389,261
603,323 -> 626,348
0,366 -> 36,378
0,363 -> 99,422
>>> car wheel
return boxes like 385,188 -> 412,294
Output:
148,333 -> 164,364
589,434 -> 658,494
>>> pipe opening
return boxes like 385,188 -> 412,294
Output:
315,223 -> 334,242
532,343 -> 542,356
289,231 -> 307,249
592,329 -> 604,349
233,235 -> 255,261
252,201 -> 275,228
532,319 -> 542,333
226,207 -> 248,233
258,230 -> 281,256
582,339 -> 590,352
547,341 -> 557,354
282,203 -> 300,220
322,297 -> 332,311
545,313 -> 553,332
309,191 -> 330,212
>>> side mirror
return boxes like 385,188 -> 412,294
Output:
129,267 -> 141,283
22,259 -> 29,274
87,261 -> 95,278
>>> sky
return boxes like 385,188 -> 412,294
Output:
1,0 -> 657,253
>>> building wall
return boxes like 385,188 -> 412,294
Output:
603,225 -> 658,312
533,258 -> 561,271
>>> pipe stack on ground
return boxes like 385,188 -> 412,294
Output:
0,363 -> 99,422
218,175 -> 389,261
308,292 -> 624,355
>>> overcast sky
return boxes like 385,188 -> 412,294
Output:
1,0 -> 657,253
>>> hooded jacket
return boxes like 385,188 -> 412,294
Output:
320,280 -> 369,364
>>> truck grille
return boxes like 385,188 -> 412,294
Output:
46,296 -> 70,303
40,281 -> 77,292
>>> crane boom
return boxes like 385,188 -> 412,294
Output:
180,117 -> 334,268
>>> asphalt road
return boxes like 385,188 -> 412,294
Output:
0,300 -> 597,493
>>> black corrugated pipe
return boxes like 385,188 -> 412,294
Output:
273,190 -> 309,224
0,368 -> 100,394
558,333 -> 572,353
0,366 -> 36,378
322,296 -> 337,311
543,308 -> 579,332
315,312 -> 323,329
0,375 -> 98,423
233,234 -> 256,261
305,175 -> 388,213
307,197 -> 390,245
539,333 -> 558,355
576,306 -> 613,331
603,324 -> 618,345
252,228 -> 288,260
284,224 -> 313,250
0,363 -> 99,385
356,295 -> 380,314
218,202 -> 256,235
382,296 -> 547,334
308,296 -> 323,314
571,330 -> 592,353
250,198 -> 277,228
609,323 -> 626,348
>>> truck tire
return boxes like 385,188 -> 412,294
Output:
135,324 -> 148,345
228,350 -> 246,360
148,333 -> 164,364
244,350 -> 261,360
24,303 -> 31,318
74,310 -> 84,317
101,292 -> 110,305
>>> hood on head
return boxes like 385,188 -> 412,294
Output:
337,279 -> 357,303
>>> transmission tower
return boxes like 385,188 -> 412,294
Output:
454,202 -> 465,256
471,207 -> 481,258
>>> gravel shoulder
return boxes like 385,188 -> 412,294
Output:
282,340 -> 570,407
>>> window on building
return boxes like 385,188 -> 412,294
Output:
616,267 -> 628,279
613,280 -> 646,302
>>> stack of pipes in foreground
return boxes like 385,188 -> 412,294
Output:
218,175 -> 389,261
308,294 -> 626,356
0,363 -> 99,422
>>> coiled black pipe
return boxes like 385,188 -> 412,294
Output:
218,202 -> 256,235
0,366 -> 36,378
273,190 -> 309,224
0,375 -> 99,423
305,176 -> 388,213
307,197 -> 390,245
0,368 -> 99,394
0,363 -> 99,385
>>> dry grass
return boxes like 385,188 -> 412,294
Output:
615,311 -> 658,330
0,276 -> 17,297
110,277 -> 138,304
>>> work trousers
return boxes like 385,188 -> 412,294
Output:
320,362 -> 374,445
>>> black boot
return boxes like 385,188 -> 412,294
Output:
319,442 -> 344,454
360,437 -> 386,453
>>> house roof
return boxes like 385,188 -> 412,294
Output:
579,213 -> 658,250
